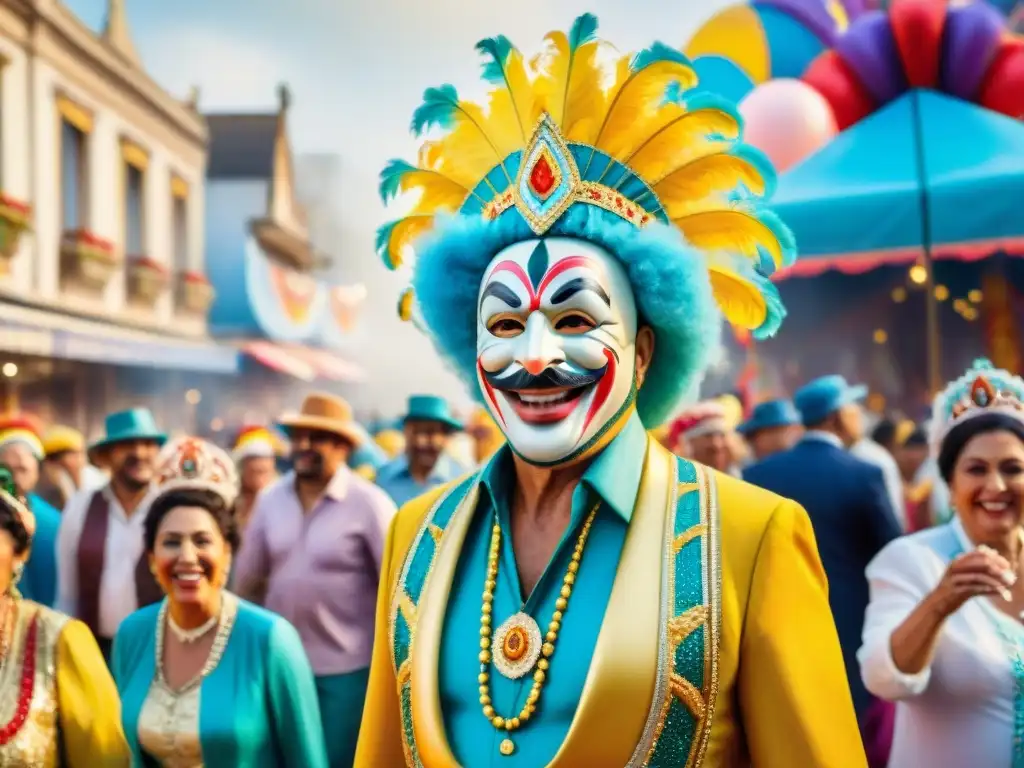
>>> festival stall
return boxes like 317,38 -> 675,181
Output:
684,0 -> 1024,409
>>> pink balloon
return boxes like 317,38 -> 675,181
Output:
739,79 -> 838,173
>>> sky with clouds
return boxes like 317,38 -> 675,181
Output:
63,0 -> 734,414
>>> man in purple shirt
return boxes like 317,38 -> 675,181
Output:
234,393 -> 396,768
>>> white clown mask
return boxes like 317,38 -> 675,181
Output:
476,238 -> 639,465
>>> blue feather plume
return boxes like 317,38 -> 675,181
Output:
632,42 -> 692,72
568,13 -> 599,52
378,159 -> 417,204
410,85 -> 460,136
751,270 -> 786,340
475,35 -> 515,84
375,220 -> 399,265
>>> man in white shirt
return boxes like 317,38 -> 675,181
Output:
56,408 -> 166,661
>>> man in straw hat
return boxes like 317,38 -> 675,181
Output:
355,14 -> 864,767
234,392 -> 396,768
55,408 -> 167,661
0,414 -> 61,606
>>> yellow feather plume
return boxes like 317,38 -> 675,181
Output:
394,169 -> 473,212
672,206 -> 784,267
624,106 -> 741,183
418,141 -> 482,191
532,32 -> 606,138
383,215 -> 435,270
708,265 -> 769,330
593,59 -> 700,161
503,45 -> 538,141
654,154 -> 769,216
434,102 -> 512,193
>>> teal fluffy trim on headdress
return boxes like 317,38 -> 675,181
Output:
412,205 -> 722,427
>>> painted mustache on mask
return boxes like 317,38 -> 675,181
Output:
485,362 -> 608,392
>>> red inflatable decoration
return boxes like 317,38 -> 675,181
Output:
802,51 -> 876,130
889,0 -> 947,88
979,36 -> 1024,119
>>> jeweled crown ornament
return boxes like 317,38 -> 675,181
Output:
155,437 -> 238,507
376,13 -> 794,340
930,359 -> 1024,452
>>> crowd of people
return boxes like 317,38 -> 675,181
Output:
1,11 -> 1022,768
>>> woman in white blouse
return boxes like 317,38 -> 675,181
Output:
859,359 -> 1024,768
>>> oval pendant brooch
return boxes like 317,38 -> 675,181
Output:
491,612 -> 542,680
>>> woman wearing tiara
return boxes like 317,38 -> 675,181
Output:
860,359 -> 1024,767
0,466 -> 128,766
112,437 -> 328,767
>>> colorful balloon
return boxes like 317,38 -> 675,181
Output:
802,50 -> 876,129
940,2 -> 1005,101
685,1 -> 849,84
739,78 -> 839,173
835,11 -> 906,104
978,35 -> 1024,118
888,0 -> 947,88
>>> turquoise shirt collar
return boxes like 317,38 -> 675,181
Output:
478,411 -> 647,522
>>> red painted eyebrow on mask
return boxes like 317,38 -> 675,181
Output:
489,256 -> 593,312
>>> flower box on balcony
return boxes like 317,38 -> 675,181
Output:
127,255 -> 170,305
0,193 -> 32,274
60,229 -> 119,290
176,271 -> 216,315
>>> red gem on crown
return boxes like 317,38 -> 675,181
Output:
529,154 -> 556,197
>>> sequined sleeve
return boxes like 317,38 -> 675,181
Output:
56,619 -> 131,767
736,501 -> 869,767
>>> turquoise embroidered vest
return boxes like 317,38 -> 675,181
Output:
388,453 -> 720,768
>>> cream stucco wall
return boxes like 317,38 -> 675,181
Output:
0,0 -> 209,337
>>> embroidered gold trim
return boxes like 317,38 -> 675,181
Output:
670,673 -> 706,720
628,453 -> 678,767
427,524 -> 444,544
677,482 -> 699,496
673,524 -> 706,553
687,466 -> 722,766
668,606 -> 707,646
397,659 -> 411,689
482,113 -> 658,233
398,594 -> 417,632
388,482 -> 462,677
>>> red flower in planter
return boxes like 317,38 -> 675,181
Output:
181,270 -> 211,285
131,256 -> 169,275
0,194 -> 31,216
72,229 -> 115,253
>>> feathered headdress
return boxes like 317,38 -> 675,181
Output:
929,359 -> 1024,453
379,15 -> 796,425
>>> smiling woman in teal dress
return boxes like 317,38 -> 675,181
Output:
112,437 -> 328,768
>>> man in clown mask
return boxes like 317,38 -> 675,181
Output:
356,14 -> 865,767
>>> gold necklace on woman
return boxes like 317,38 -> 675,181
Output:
477,501 -> 600,757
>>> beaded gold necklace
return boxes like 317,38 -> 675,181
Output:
477,501 -> 600,757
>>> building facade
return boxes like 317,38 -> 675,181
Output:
202,86 -> 365,428
0,0 -> 236,432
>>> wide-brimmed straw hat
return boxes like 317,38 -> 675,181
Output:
277,393 -> 365,448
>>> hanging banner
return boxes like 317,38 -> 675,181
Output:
982,271 -> 1022,374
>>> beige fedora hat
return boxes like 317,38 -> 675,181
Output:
277,392 -> 365,447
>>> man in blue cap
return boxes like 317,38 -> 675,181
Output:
738,398 -> 803,462
56,407 -> 166,661
743,375 -> 902,728
375,395 -> 466,507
